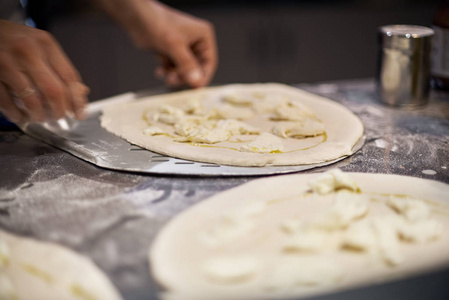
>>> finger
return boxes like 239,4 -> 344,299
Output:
2,71 -> 46,122
69,82 -> 89,120
193,42 -> 214,86
6,30 -> 66,120
165,71 -> 182,87
44,34 -> 90,118
0,55 -> 46,122
166,43 -> 204,88
193,29 -> 218,86
155,55 -> 175,83
156,54 -> 178,80
158,54 -> 175,70
17,30 -> 86,120
25,60 -> 69,120
154,66 -> 166,79
0,83 -> 26,124
202,42 -> 218,85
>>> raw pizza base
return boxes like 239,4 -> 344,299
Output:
149,172 -> 449,300
0,229 -> 122,300
100,83 -> 364,167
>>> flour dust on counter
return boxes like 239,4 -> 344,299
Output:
0,229 -> 122,300
100,83 -> 364,167
149,169 -> 449,300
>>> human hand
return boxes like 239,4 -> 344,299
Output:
97,0 -> 218,88
146,2 -> 218,88
0,20 -> 89,124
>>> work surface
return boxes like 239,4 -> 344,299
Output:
1,79 -> 448,300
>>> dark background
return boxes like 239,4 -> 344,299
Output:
27,0 -> 440,100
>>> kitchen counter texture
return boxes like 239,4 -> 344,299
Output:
0,79 -> 448,300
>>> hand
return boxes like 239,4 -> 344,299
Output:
0,20 -> 89,124
97,0 -> 218,88
145,1 -> 218,88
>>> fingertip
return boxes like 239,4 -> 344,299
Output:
187,69 -> 202,82
154,67 -> 166,79
79,82 -> 90,95
166,72 -> 181,87
75,107 -> 86,120
186,69 -> 205,88
74,96 -> 88,120
69,82 -> 89,120
72,98 -> 87,120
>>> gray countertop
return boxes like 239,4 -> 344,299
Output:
0,79 -> 448,300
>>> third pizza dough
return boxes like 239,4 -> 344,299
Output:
0,229 -> 122,300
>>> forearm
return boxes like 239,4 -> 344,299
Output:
92,0 -> 218,88
92,0 -> 162,49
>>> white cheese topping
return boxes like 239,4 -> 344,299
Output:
313,190 -> 369,230
387,196 -> 430,222
341,221 -> 378,252
342,216 -> 404,266
239,133 -> 285,153
174,117 -> 213,137
398,219 -> 443,243
176,127 -> 231,144
343,214 -> 443,266
143,126 -> 166,136
372,217 -> 403,266
272,119 -> 324,138
252,93 -> 289,113
216,119 -> 260,135
199,213 -> 254,247
152,105 -> 186,125
174,118 -> 259,144
199,201 -> 266,247
222,93 -> 255,106
271,101 -> 316,121
184,95 -> 206,115
212,104 -> 255,120
308,169 -> 360,195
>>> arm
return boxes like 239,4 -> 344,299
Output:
94,0 -> 218,88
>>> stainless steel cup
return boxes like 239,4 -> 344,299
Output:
377,25 -> 434,107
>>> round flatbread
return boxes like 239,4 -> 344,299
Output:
149,171 -> 449,300
0,230 -> 122,300
100,83 -> 364,167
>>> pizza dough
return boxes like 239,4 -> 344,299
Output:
149,170 -> 449,300
0,229 -> 122,300
100,83 -> 364,167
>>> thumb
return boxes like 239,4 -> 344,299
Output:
168,45 -> 205,88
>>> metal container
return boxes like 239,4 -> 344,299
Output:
377,25 -> 434,107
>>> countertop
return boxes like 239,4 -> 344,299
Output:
0,79 -> 448,300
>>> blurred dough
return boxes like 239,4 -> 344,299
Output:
0,229 -> 122,300
149,172 -> 449,300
